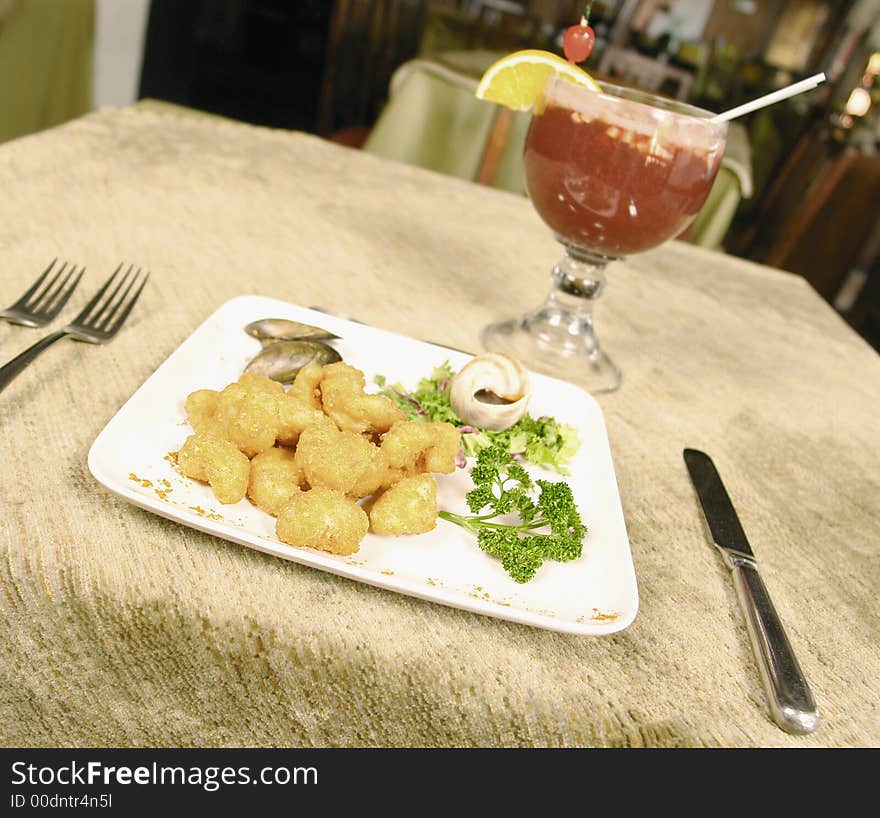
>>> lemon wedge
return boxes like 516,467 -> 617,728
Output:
475,49 -> 601,111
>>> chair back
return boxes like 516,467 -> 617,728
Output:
362,58 -> 530,194
597,45 -> 694,101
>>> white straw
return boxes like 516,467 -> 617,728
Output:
711,73 -> 826,123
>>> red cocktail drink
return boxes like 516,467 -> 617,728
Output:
482,78 -> 727,394
524,81 -> 726,256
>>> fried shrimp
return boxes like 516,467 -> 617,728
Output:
184,389 -> 225,437
321,377 -> 406,436
178,433 -> 250,504
318,361 -> 405,435
288,363 -> 324,410
237,372 -> 285,397
180,361 -> 459,555
368,474 -> 438,536
247,446 -> 302,516
321,361 -> 366,388
216,380 -> 280,458
276,393 -> 327,447
294,421 -> 377,494
380,420 -> 460,475
347,449 -> 405,499
276,487 -> 369,556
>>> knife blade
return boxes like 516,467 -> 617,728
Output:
683,448 -> 820,735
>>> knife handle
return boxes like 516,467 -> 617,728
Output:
727,554 -> 820,734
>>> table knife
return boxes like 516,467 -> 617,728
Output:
683,448 -> 819,735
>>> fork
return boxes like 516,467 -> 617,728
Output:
0,263 -> 149,396
0,259 -> 85,328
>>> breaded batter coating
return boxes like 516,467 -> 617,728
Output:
347,449 -> 405,499
180,363 -> 457,543
275,487 -> 369,555
288,363 -> 324,410
380,420 -> 460,475
294,421 -> 377,494
247,447 -> 302,516
237,371 -> 285,396
216,381 -> 280,458
276,393 -> 327,447
419,421 -> 460,473
321,361 -> 366,389
368,474 -> 438,536
185,389 -> 226,437
178,433 -> 250,504
320,375 -> 406,436
319,362 -> 405,435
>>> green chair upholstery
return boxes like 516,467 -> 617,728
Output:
684,122 -> 753,250
0,0 -> 94,145
363,57 -> 530,195
364,56 -> 754,250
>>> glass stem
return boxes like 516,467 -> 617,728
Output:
480,240 -> 622,394
534,242 -> 614,348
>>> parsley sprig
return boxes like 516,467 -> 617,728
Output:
438,445 -> 588,583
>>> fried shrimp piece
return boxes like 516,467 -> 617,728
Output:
321,378 -> 406,436
276,487 -> 369,556
319,362 -> 406,435
276,393 -> 327,447
321,361 -> 366,389
380,421 -> 461,475
347,449 -> 405,499
216,380 -> 280,458
419,421 -> 461,473
368,474 -> 438,536
247,447 -> 302,516
184,389 -> 226,437
293,421 -> 377,494
178,433 -> 250,504
288,363 -> 324,410
237,371 -> 285,397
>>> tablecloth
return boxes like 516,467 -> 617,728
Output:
0,106 -> 878,747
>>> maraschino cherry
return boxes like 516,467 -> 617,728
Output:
563,5 -> 596,64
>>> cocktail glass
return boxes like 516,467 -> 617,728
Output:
482,78 -> 728,393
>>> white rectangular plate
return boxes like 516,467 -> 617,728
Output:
88,295 -> 638,635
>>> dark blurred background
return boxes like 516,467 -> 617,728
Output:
1,0 -> 879,350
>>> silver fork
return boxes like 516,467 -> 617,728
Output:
0,263 -> 149,395
0,259 -> 85,328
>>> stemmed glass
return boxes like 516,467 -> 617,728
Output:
482,78 -> 728,394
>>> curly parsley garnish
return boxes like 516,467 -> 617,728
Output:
438,445 -> 588,583
375,362 -> 579,473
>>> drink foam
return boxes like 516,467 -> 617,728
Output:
546,79 -> 725,154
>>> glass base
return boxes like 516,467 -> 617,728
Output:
481,311 -> 621,395
482,242 -> 622,395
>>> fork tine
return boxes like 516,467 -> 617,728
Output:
88,264 -> 134,328
71,262 -> 124,324
97,267 -> 141,331
42,265 -> 84,318
38,263 -> 75,314
106,271 -> 149,336
12,258 -> 58,307
24,260 -> 67,310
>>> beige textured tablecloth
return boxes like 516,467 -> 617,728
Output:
1,107 -> 878,748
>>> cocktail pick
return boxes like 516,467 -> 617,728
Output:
711,73 -> 826,123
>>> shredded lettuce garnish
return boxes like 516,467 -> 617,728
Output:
375,362 -> 579,473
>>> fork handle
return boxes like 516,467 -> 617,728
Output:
0,330 -> 67,395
